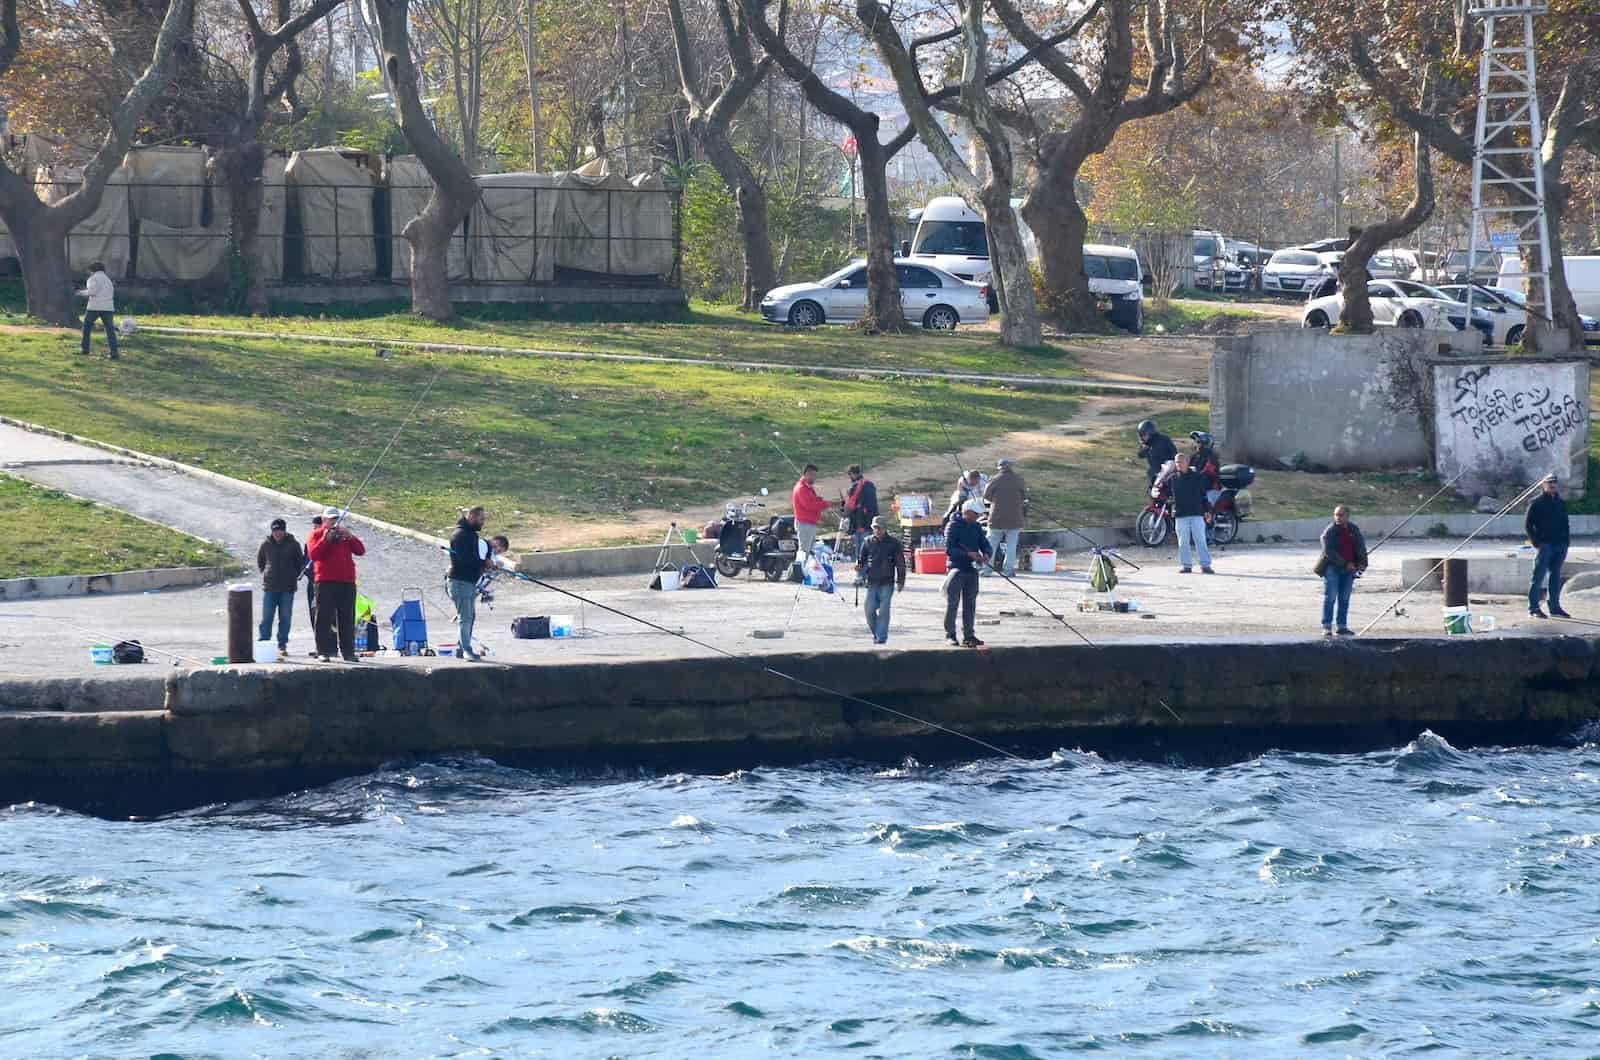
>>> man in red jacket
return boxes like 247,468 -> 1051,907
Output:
306,506 -> 367,662
791,463 -> 831,573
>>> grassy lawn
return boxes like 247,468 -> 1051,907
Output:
0,474 -> 230,579
1145,301 -> 1268,337
0,328 -> 1087,540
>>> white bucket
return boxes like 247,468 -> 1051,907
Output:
1031,548 -> 1057,573
659,569 -> 681,591
253,639 -> 276,663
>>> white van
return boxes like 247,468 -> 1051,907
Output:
1497,255 -> 1600,317
906,196 -> 1143,332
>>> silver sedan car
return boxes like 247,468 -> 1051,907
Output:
760,259 -> 992,331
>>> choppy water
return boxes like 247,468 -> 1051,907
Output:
4,733 -> 1600,1056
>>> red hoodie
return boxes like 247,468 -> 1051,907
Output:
791,477 -> 830,525
306,525 -> 366,583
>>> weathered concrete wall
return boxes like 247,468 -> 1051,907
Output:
2,636 -> 1597,815
0,565 -> 223,602
1211,329 -> 1482,470
1433,359 -> 1590,501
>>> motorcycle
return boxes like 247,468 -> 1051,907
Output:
713,501 -> 800,580
1136,463 -> 1254,547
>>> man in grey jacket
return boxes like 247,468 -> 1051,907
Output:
982,457 -> 1028,577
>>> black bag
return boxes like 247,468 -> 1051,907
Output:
680,564 -> 718,589
112,640 -> 145,664
362,620 -> 380,652
512,615 -> 550,639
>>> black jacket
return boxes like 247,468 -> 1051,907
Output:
856,533 -> 906,587
1526,492 -> 1569,547
1319,522 -> 1369,573
945,515 -> 993,572
1170,469 -> 1211,518
845,478 -> 879,533
257,534 -> 305,593
448,519 -> 486,582
1140,432 -> 1177,481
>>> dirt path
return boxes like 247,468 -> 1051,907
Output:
521,395 -> 1191,549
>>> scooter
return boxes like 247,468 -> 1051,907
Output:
714,501 -> 799,580
1136,463 -> 1254,547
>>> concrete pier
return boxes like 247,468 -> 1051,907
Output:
3,635 -> 1596,816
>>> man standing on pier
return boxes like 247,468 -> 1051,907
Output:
307,508 -> 366,663
792,463 -> 831,574
1527,473 -> 1570,619
448,506 -> 488,661
856,516 -> 906,644
256,518 -> 304,660
944,499 -> 993,647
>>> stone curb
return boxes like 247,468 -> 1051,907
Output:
0,566 -> 225,602
136,324 -> 1209,400
0,415 -> 447,550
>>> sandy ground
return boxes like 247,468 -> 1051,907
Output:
5,538 -> 1595,680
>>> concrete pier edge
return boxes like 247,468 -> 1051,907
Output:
0,565 -> 226,602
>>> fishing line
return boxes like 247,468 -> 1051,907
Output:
518,574 -> 1024,761
0,612 -> 201,665
1366,468 -> 1471,556
1356,477 -> 1547,637
337,358 -> 447,521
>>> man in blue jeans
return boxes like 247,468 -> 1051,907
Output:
855,516 -> 906,644
256,517 -> 305,659
1169,452 -> 1214,574
1526,473 -> 1570,619
1317,505 -> 1368,636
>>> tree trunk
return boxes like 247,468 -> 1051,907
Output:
982,181 -> 1040,346
699,123 -> 776,311
1021,172 -> 1099,329
10,213 -> 78,325
856,137 -> 906,332
213,142 -> 269,314
1338,136 -> 1433,333
523,0 -> 543,170
1528,176 -> 1584,352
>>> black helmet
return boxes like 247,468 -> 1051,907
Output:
1137,419 -> 1157,438
1190,430 -> 1213,445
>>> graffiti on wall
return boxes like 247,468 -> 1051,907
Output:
1446,366 -> 1585,453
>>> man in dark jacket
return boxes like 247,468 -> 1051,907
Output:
843,464 -> 879,559
1526,474 -> 1570,619
1170,453 -> 1214,574
448,505 -> 488,661
1138,419 -> 1178,486
256,517 -> 304,660
944,499 -> 993,647
1317,505 -> 1368,635
855,516 -> 906,644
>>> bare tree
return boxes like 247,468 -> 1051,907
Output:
0,0 -> 197,324
416,0 -> 520,172
1338,134 -> 1434,332
371,0 -> 481,318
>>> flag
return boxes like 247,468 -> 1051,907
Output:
842,135 -> 858,155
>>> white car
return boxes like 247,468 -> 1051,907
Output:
759,259 -> 990,330
1435,284 -> 1526,345
1262,248 -> 1340,298
1370,249 -> 1421,280
1302,279 -> 1495,341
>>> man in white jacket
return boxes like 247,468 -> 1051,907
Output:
77,261 -> 118,359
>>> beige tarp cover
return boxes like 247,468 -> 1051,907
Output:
469,172 -> 559,282
549,161 -> 674,277
286,147 -> 375,278
616,172 -> 675,277
37,165 -> 133,277
139,220 -> 228,282
387,156 -> 467,280
124,146 -> 205,229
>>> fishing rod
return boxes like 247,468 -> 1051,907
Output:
0,612 -> 200,666
1356,476 -> 1546,637
1365,468 -> 1471,556
518,573 -> 1025,762
335,358 -> 446,523
933,417 -> 1141,570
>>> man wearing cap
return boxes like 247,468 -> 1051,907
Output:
855,515 -> 907,644
307,507 -> 366,662
944,498 -> 994,647
1526,473 -> 1571,619
982,457 -> 1028,578
256,518 -> 305,660
448,505 -> 488,661
944,468 -> 988,521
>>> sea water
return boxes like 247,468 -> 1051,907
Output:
3,732 -> 1599,1055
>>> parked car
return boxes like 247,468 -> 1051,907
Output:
1445,282 -> 1600,346
1444,248 -> 1503,284
1262,248 -> 1339,298
1370,248 -> 1421,280
1497,254 -> 1600,318
759,259 -> 990,330
1224,238 -> 1265,289
901,195 -> 1037,312
1191,229 -> 1244,292
1083,242 -> 1145,334
1302,279 -> 1495,341
1297,237 -> 1350,253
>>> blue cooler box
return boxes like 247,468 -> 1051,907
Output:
390,598 -> 429,653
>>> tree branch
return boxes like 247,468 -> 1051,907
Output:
988,0 -> 1095,101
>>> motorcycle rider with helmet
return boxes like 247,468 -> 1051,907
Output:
1137,419 -> 1177,487
1190,430 -> 1221,503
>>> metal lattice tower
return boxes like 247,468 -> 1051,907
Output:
1465,0 -> 1553,330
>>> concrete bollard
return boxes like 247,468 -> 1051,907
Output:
227,584 -> 254,663
1443,559 -> 1469,609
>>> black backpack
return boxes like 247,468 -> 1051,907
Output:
112,640 -> 145,664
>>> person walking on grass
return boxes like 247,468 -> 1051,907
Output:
1171,452 -> 1214,575
1315,505 -> 1368,636
856,516 -> 906,644
982,457 -> 1028,578
307,507 -> 366,662
447,505 -> 489,661
791,463 -> 831,575
76,261 -> 118,359
256,517 -> 304,660
944,499 -> 993,648
1526,473 -> 1570,619
843,464 -> 879,559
